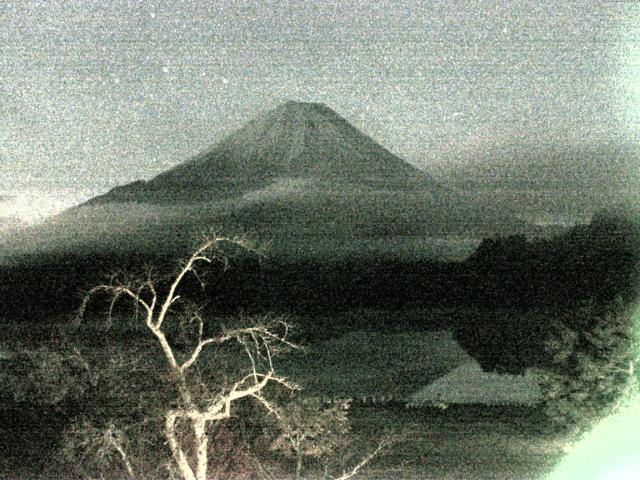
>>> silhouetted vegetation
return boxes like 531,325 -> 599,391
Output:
3,207 -> 637,313
534,297 -> 636,434
1,207 -> 638,376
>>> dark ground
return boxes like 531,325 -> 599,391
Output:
0,403 -> 572,480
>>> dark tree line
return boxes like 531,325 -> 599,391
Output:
1,207 -> 638,329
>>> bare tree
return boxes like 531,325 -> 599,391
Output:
270,397 -> 390,480
77,234 -> 300,480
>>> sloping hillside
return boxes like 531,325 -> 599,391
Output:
88,101 -> 431,204
2,102 -> 531,263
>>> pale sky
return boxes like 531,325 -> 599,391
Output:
1,0 -> 639,221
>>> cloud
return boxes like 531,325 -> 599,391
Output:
240,177 -> 319,203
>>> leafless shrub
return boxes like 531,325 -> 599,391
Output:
77,233 -> 300,480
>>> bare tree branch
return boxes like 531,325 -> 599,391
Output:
331,438 -> 387,480
180,337 -> 225,372
77,233 -> 301,480
155,235 -> 234,330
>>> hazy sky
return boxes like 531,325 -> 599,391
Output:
1,0 -> 639,219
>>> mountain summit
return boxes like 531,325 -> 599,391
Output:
93,101 -> 431,203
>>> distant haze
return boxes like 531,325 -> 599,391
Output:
0,187 -> 107,224
1,0 -> 639,222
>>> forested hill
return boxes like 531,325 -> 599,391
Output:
0,206 -> 638,322
467,205 -> 640,306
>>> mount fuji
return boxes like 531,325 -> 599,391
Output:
2,101 -> 527,262
89,101 -> 433,204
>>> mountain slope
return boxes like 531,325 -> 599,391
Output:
90,101 -> 431,204
2,101 -> 533,264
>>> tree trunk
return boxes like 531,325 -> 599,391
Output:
194,418 -> 209,480
166,411 -> 197,480
296,451 -> 303,480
